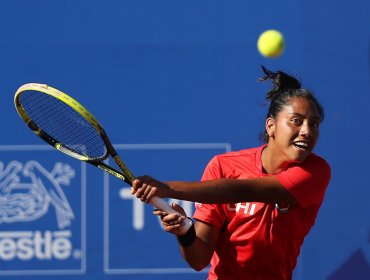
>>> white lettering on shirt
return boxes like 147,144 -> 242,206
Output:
228,203 -> 256,215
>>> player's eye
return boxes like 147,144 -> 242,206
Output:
291,118 -> 302,126
311,121 -> 320,129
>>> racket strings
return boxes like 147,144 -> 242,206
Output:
19,90 -> 107,159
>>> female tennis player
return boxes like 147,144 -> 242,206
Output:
132,66 -> 331,280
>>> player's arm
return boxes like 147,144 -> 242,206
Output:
132,175 -> 296,205
180,221 -> 220,271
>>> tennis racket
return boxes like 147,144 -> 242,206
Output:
14,83 -> 192,231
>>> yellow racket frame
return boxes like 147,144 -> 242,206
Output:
14,83 -> 104,162
15,83 -> 101,131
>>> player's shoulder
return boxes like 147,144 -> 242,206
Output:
214,146 -> 262,162
306,153 -> 331,169
303,153 -> 332,179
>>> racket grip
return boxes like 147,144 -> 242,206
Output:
149,196 -> 193,234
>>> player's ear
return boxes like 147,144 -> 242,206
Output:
265,117 -> 275,138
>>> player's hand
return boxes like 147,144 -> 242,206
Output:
131,175 -> 170,203
153,203 -> 191,235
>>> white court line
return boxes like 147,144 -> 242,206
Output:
114,143 -> 232,151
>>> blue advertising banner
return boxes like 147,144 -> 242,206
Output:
0,146 -> 85,276
0,0 -> 369,279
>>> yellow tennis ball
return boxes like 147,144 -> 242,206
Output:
257,30 -> 285,58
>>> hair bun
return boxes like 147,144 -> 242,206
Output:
258,66 -> 301,100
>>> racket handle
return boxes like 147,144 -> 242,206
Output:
149,196 -> 193,234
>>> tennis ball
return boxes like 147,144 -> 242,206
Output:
257,30 -> 285,58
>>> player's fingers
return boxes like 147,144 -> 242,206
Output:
161,212 -> 179,222
141,184 -> 153,203
163,217 -> 184,226
162,213 -> 184,224
147,187 -> 159,202
164,222 -> 184,229
171,203 -> 187,216
152,209 -> 167,216
131,178 -> 146,194
134,183 -> 147,200
153,210 -> 169,220
132,176 -> 148,190
163,224 -> 182,233
131,179 -> 141,194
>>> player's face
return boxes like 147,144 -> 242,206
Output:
268,97 -> 321,163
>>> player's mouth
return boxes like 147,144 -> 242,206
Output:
292,141 -> 310,151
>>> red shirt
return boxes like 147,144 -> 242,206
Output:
193,146 -> 331,280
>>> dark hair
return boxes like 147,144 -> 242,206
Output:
258,66 -> 324,143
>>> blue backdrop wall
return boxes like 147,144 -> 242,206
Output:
0,1 -> 369,279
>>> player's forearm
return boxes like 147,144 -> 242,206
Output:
131,175 -> 293,204
166,177 -> 292,204
165,178 -> 253,203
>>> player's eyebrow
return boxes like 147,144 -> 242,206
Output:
288,112 -> 321,120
